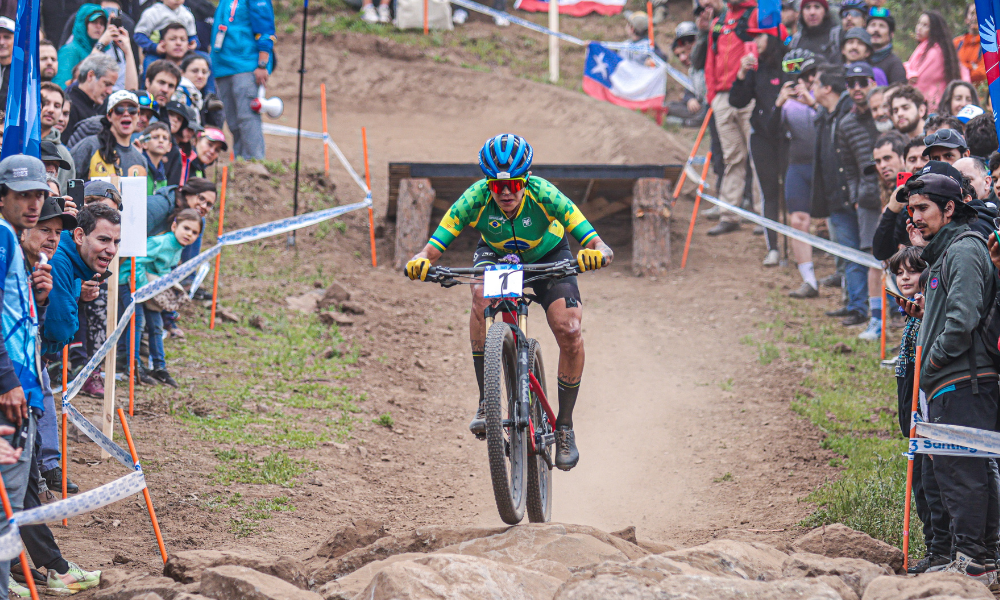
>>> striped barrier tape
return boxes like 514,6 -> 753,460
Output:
260,124 -> 371,195
915,422 -> 1000,456
682,164 -> 883,270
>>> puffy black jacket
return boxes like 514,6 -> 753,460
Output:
811,93 -> 854,218
837,107 -> 881,211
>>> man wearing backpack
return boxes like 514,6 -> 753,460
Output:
908,170 -> 999,585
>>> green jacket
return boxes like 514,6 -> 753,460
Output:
56,4 -> 107,88
119,232 -> 184,289
917,221 -> 999,397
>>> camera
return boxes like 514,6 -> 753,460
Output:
110,16 -> 122,28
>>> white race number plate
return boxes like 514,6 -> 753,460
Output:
483,265 -> 524,299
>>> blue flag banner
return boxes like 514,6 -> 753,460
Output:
1,0 -> 41,160
976,0 -> 1000,146
756,0 -> 781,29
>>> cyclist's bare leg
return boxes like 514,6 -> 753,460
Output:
467,283 -> 491,436
545,298 -> 583,427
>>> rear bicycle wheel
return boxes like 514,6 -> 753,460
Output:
526,339 -> 553,523
484,321 -> 526,525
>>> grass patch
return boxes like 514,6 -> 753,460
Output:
749,299 -> 923,558
713,472 -> 732,483
372,412 -> 394,428
230,496 -> 296,537
213,450 -> 315,487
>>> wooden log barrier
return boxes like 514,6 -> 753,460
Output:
632,178 -> 672,276
394,178 -> 436,269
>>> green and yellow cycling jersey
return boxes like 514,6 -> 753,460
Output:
428,176 -> 599,264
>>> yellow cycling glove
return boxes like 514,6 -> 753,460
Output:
577,248 -> 605,272
406,257 -> 431,281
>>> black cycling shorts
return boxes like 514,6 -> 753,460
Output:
472,237 -> 582,311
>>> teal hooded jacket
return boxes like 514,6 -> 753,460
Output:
55,4 -> 108,88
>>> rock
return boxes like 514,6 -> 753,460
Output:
95,575 -> 190,599
132,595 -> 166,600
198,566 -> 322,600
315,519 -> 388,559
793,524 -> 904,574
318,283 -> 351,310
165,549 -> 309,589
339,301 -> 365,315
860,572 -> 994,600
355,554 -> 561,600
832,342 -> 853,354
99,569 -> 131,589
609,526 -> 638,545
782,552 -> 891,597
285,290 -> 324,314
218,308 -> 240,323
319,312 -> 354,327
636,539 -> 675,554
554,572 -> 843,600
437,523 -> 646,572
248,315 -> 267,330
308,525 -> 510,584
815,575 -> 860,600
113,552 -> 133,565
243,162 -> 271,177
316,553 -> 428,600
660,539 -> 789,580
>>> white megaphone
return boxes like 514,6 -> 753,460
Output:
250,85 -> 283,118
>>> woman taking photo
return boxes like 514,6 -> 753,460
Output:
905,10 -> 961,109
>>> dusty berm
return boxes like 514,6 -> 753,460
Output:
94,521 -> 985,600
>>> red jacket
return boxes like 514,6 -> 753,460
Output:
705,0 -> 758,104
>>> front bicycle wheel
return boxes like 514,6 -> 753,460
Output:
484,321 -> 526,525
526,339 -> 553,523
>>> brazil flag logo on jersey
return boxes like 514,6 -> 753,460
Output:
489,218 -> 503,231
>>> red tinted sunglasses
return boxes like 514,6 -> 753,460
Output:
487,177 -> 526,195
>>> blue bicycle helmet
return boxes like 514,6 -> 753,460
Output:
479,134 -> 533,179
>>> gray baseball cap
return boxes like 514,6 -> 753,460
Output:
0,155 -> 51,194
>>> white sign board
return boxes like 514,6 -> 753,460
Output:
94,177 -> 146,257
483,265 -> 523,299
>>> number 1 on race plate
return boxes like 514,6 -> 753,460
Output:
483,265 -> 524,299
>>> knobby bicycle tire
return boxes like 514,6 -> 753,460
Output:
526,339 -> 553,523
484,321 -> 526,525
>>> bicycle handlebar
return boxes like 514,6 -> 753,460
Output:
402,259 -> 585,286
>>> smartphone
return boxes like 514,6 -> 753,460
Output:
885,288 -> 907,303
95,270 -> 112,282
109,15 -> 122,28
897,172 -> 913,187
12,418 -> 27,450
67,179 -> 84,209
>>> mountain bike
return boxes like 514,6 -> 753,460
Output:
413,259 -> 583,524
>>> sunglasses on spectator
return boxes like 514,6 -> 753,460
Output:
846,77 -> 870,89
487,177 -> 527,195
868,6 -> 891,18
781,58 -> 805,73
137,96 -> 159,112
112,105 -> 138,116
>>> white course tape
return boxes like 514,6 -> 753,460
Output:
219,198 -> 372,246
683,164 -> 883,270
14,471 -> 146,527
63,302 -> 135,403
915,422 -> 1000,456
188,263 -> 212,298
134,246 -> 221,304
259,124 -> 371,195
908,436 -> 1000,458
64,403 -> 134,469
0,522 -> 20,561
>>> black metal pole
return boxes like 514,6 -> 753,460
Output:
288,0 -> 309,247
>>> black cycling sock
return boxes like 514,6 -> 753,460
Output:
556,378 -> 580,429
46,557 -> 69,575
472,352 -> 485,403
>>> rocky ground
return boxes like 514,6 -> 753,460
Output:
93,521 -> 993,600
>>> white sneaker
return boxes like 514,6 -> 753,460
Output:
361,4 -> 379,22
377,4 -> 390,22
453,7 -> 468,23
494,14 -> 510,26
858,318 -> 881,341
944,552 -> 995,587
762,249 -> 779,267
8,576 -> 29,598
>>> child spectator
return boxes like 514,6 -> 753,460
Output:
938,80 -> 979,117
140,122 -> 172,195
188,127 -> 226,180
141,22 -> 195,75
134,0 -> 199,59
119,209 -> 201,387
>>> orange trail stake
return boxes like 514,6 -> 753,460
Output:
681,151 -> 712,269
902,345 -> 922,570
0,464 -> 40,600
880,272 -> 887,361
646,1 -> 654,47
672,108 -> 713,201
129,260 -> 136,416
61,346 -> 68,526
362,128 -> 377,268
209,166 -> 229,330
320,84 -> 330,176
423,0 -> 428,34
117,407 -> 168,563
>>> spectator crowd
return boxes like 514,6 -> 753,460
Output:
658,0 -> 1000,588
0,0 -> 280,594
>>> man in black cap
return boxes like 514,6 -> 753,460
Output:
866,6 -> 905,84
835,62 -> 883,337
923,129 -> 971,165
907,170 -> 998,584
39,141 -> 73,197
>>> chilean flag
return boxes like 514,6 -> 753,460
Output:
582,42 -> 666,111
977,0 -> 1000,143
515,0 -> 624,17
